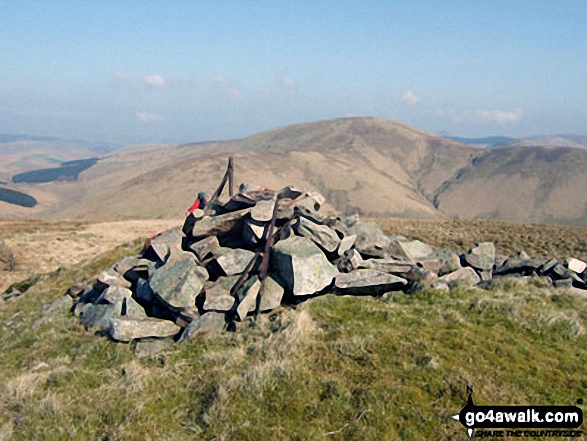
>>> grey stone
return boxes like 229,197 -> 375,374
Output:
203,276 -> 239,312
294,193 -> 327,223
235,276 -> 262,320
135,279 -> 155,304
123,296 -> 148,320
251,198 -> 276,222
336,249 -> 364,273
109,318 -> 180,342
350,222 -> 391,258
295,217 -> 341,253
279,186 -> 304,200
497,252 -> 545,276
335,269 -> 407,294
178,312 -> 226,342
437,267 -> 481,286
80,303 -> 119,329
134,339 -> 174,358
144,228 -> 182,262
95,268 -> 131,291
191,208 -> 252,238
243,219 -> 267,245
464,242 -> 495,271
276,197 -> 296,220
398,240 -> 434,262
337,234 -> 356,257
259,274 -> 285,311
188,236 -> 219,261
432,281 -> 450,292
431,249 -> 462,276
477,269 -> 493,282
403,266 -> 438,284
97,285 -> 132,306
214,248 -> 256,276
150,256 -> 208,309
566,258 -> 587,274
271,236 -> 338,296
361,257 -> 413,275
553,278 -> 573,288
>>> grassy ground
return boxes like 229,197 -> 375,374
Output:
375,217 -> 587,262
0,219 -> 586,440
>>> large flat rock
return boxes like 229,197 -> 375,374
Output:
109,318 -> 180,342
150,255 -> 208,309
191,208 -> 252,238
437,267 -> 481,286
271,236 -> 338,296
203,275 -> 240,312
464,242 -> 495,271
335,269 -> 407,294
295,216 -> 341,253
349,222 -> 391,258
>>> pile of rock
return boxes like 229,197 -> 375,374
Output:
70,185 -> 587,345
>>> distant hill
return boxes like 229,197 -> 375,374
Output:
0,135 -> 120,183
434,146 -> 587,224
493,135 -> 587,149
2,118 -> 587,226
49,118 -> 477,220
443,135 -> 515,146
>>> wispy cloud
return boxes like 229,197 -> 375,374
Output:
281,75 -> 298,93
136,112 -> 166,123
144,74 -> 166,88
211,74 -> 229,87
475,108 -> 523,124
400,90 -> 421,105
112,70 -> 128,80
211,74 -> 241,101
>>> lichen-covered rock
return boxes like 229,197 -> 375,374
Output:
295,216 -> 341,253
271,236 -> 338,296
437,267 -> 481,286
350,222 -> 391,258
150,255 -> 208,309
178,312 -> 226,342
464,242 -> 495,271
203,275 -> 239,312
398,240 -> 434,262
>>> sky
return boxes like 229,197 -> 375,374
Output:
1,0 -> 586,145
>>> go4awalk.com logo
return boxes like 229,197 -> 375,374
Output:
451,387 -> 584,438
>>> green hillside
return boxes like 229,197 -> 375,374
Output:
1,220 -> 585,440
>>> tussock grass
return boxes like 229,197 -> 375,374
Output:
1,221 -> 586,439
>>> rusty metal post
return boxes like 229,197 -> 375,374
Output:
254,196 -> 281,319
228,156 -> 234,197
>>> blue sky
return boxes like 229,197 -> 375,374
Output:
1,0 -> 586,144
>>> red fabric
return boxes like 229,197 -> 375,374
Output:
188,198 -> 201,214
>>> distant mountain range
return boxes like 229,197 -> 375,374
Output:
442,134 -> 587,149
1,119 -> 587,226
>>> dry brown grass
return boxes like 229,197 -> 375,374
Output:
0,219 -> 179,292
375,217 -> 587,261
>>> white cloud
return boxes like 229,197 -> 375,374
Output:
136,112 -> 166,123
144,74 -> 166,88
400,90 -> 421,105
211,74 -> 229,87
112,70 -> 128,80
227,88 -> 242,101
211,74 -> 241,101
475,108 -> 523,124
281,75 -> 298,92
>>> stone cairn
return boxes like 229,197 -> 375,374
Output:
69,182 -> 587,346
